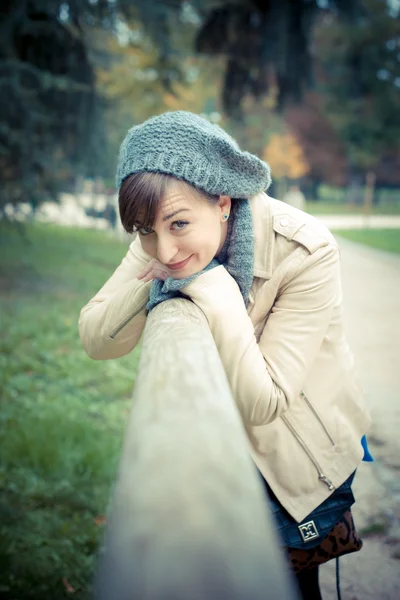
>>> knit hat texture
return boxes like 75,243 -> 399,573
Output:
116,111 -> 271,197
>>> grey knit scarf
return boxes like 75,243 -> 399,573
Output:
147,199 -> 254,311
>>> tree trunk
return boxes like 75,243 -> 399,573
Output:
346,169 -> 364,205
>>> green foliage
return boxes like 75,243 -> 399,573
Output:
0,223 -> 140,599
306,186 -> 400,212
0,1 -> 110,210
194,0 -> 359,117
313,0 -> 400,173
307,201 -> 400,215
334,229 -> 400,253
2,0 -> 398,210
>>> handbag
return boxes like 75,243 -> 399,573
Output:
260,470 -> 363,573
286,509 -> 363,573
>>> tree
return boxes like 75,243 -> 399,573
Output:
311,0 -> 400,195
194,0 -> 359,117
94,19 -> 224,182
284,93 -> 348,189
2,0 -> 395,209
0,0 -> 109,211
262,131 -> 310,197
0,0 -> 219,209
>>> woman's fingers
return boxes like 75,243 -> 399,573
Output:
141,269 -> 168,283
137,263 -> 152,280
138,259 -> 170,282
142,270 -> 157,283
137,259 -> 158,280
153,269 -> 168,281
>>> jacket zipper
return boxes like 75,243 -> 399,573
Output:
300,390 -> 336,446
109,297 -> 148,340
282,414 -> 336,491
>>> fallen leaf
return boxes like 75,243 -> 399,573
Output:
62,577 -> 75,594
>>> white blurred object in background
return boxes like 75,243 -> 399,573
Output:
283,185 -> 306,211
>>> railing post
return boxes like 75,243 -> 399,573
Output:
94,298 -> 298,600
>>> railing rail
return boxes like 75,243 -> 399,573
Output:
94,298 -> 297,600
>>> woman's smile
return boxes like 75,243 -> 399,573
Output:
167,254 -> 193,271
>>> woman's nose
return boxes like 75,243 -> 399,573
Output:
156,235 -> 179,265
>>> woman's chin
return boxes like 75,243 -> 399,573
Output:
171,269 -> 196,280
168,255 -> 216,279
171,263 -> 204,280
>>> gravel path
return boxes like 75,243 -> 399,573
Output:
319,237 -> 400,600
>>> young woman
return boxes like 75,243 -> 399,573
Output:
79,111 -> 371,599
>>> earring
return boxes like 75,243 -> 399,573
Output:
223,214 -> 229,221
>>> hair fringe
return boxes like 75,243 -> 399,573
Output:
118,173 -> 220,234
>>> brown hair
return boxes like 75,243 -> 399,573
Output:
118,172 -> 219,234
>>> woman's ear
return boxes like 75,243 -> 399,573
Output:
218,195 -> 232,220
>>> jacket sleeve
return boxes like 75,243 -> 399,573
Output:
78,236 -> 152,360
181,244 -> 341,425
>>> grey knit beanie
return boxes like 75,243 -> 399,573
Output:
116,111 -> 271,197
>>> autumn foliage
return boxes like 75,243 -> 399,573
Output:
284,95 -> 348,186
263,132 -> 310,180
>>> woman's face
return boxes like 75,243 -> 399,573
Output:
137,182 -> 231,279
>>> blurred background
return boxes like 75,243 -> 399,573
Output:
0,1 -> 399,599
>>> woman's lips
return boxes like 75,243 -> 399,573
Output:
167,255 -> 193,271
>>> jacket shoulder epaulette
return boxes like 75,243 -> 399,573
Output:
272,211 -> 334,254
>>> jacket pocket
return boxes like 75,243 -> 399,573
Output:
300,390 -> 335,446
109,297 -> 148,340
281,414 -> 335,491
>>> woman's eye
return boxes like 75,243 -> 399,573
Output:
171,220 -> 189,231
134,225 -> 154,236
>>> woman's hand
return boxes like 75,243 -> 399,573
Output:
137,259 -> 170,283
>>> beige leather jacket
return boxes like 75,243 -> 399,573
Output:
79,192 -> 371,522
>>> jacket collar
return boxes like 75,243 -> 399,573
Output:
250,192 -> 312,280
250,192 -> 274,280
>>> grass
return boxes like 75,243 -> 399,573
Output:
1,219 -> 398,598
334,229 -> 400,254
360,518 -> 389,537
0,222 -> 140,599
306,184 -> 400,215
306,201 -> 400,215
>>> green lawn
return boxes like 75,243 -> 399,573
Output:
334,229 -> 400,254
0,223 -> 140,599
1,220 -> 398,599
306,201 -> 400,215
306,185 -> 400,215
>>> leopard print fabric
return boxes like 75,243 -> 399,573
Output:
286,510 -> 363,574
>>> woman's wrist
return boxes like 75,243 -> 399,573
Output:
182,265 -> 245,311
